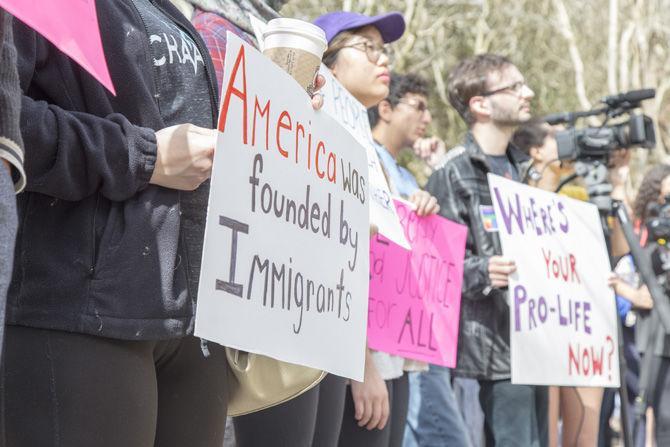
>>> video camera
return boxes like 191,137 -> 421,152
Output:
543,89 -> 656,161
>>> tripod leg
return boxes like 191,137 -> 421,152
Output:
617,317 -> 634,447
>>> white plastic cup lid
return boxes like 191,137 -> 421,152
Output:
263,18 -> 328,57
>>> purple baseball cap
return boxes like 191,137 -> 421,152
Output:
313,11 -> 406,44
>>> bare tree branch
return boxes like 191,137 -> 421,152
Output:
551,0 -> 591,109
608,0 -> 618,93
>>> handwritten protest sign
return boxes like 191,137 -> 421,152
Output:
248,15 -> 409,249
0,0 -> 115,95
318,68 -> 410,249
368,199 -> 466,367
195,33 -> 370,381
488,174 -> 620,387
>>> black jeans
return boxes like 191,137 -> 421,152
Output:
234,373 -> 346,447
479,380 -> 548,447
2,326 -> 228,447
338,374 -> 410,447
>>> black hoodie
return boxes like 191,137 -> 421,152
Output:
8,0 -> 219,340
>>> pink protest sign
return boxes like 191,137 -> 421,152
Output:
368,199 -> 467,367
0,0 -> 115,95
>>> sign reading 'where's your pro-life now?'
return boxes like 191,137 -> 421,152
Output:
195,33 -> 370,381
488,174 -> 620,387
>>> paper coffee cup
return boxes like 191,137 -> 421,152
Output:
262,18 -> 327,95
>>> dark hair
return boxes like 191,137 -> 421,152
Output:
512,119 -> 550,154
322,30 -> 358,68
447,54 -> 513,125
367,72 -> 430,128
633,164 -> 670,221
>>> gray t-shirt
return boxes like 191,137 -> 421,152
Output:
136,0 -> 213,298
486,153 -> 519,182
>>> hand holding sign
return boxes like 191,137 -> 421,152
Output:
488,174 -> 620,387
310,74 -> 326,109
195,34 -> 370,380
407,190 -> 439,216
488,256 -> 517,288
151,124 -> 216,191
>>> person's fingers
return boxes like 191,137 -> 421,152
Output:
415,193 -> 432,216
489,273 -> 511,282
489,263 -> 516,275
490,278 -> 509,288
425,196 -> 440,215
352,386 -> 365,421
311,93 -> 324,110
366,398 -> 382,430
313,74 -> 326,94
489,255 -> 513,264
415,197 -> 429,216
378,395 -> 390,430
408,191 -> 424,209
357,398 -> 372,427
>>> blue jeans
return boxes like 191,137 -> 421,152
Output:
479,380 -> 548,447
403,365 -> 471,447
453,377 -> 485,447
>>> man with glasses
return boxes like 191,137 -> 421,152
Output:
368,72 -> 472,447
425,54 -> 547,446
368,72 -> 434,197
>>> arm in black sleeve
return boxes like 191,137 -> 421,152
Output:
426,165 -> 492,300
14,22 -> 157,202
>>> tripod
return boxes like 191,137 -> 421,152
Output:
557,159 -> 670,447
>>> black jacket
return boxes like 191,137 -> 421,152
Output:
8,0 -> 219,340
425,132 -> 530,380
0,12 -> 25,192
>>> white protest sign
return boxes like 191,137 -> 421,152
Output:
248,14 -> 409,249
488,174 -> 620,387
318,68 -> 410,249
195,33 -> 370,381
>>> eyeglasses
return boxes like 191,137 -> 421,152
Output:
481,81 -> 528,97
341,40 -> 389,64
396,99 -> 429,114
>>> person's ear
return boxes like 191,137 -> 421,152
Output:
378,99 -> 394,122
469,95 -> 491,121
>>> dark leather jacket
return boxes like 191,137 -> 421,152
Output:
425,132 -> 530,380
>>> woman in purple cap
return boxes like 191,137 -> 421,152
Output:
234,10 -> 410,447
316,10 -> 418,447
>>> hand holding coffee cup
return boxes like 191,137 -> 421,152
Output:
262,18 -> 327,96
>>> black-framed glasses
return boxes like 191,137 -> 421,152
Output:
341,40 -> 389,64
396,99 -> 429,114
482,81 -> 528,97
